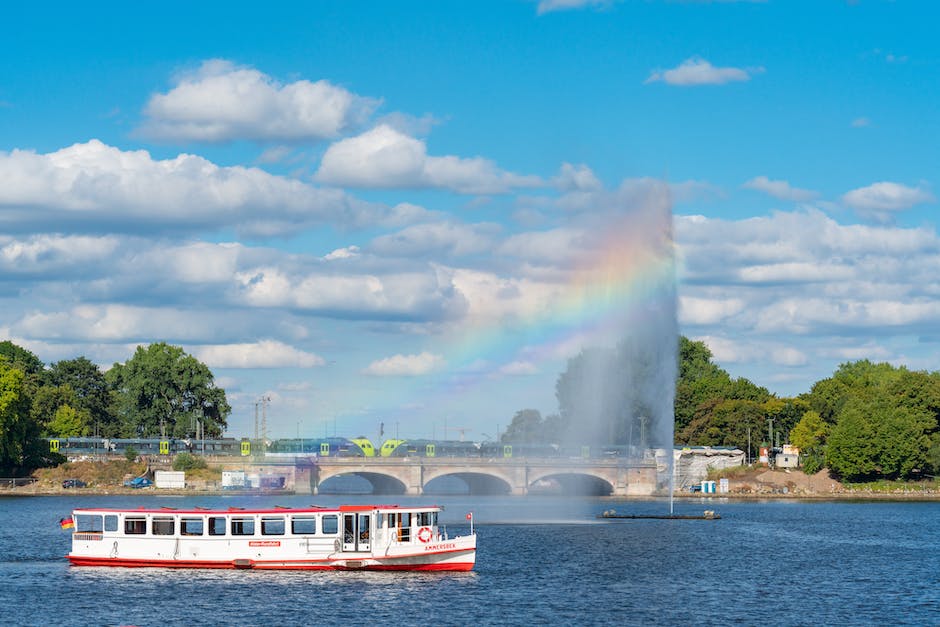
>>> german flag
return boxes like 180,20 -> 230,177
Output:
59,517 -> 74,530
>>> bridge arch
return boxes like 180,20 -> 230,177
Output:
316,469 -> 407,495
423,472 -> 512,495
527,469 -> 615,496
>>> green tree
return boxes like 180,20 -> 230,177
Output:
0,341 -> 44,375
48,405 -> 91,437
790,410 -> 829,474
674,337 -> 770,438
0,362 -> 49,475
502,409 -> 544,444
172,451 -> 207,471
107,343 -> 230,438
790,411 -> 829,451
48,357 -> 117,436
30,383 -> 80,435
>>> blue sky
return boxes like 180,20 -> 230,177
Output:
2,0 -> 938,441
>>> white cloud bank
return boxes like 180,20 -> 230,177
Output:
536,0 -> 613,14
140,59 -> 380,142
742,176 -> 818,202
362,352 -> 445,376
193,340 -> 325,368
0,140 -> 385,236
646,57 -> 763,86
315,124 -> 542,194
841,181 -> 935,221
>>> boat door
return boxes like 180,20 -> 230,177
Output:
342,513 -> 371,552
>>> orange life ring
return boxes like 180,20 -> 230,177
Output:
417,526 -> 432,543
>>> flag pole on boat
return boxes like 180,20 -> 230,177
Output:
467,512 -> 473,534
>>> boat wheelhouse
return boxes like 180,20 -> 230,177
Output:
66,504 -> 475,571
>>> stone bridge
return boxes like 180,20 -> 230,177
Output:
298,457 -> 659,496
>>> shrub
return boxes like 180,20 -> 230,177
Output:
172,452 -> 207,471
124,447 -> 138,462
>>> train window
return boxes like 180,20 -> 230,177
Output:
231,517 -> 255,536
104,515 -> 118,532
152,516 -> 175,535
321,515 -> 338,535
75,514 -> 103,533
261,516 -> 285,535
208,517 -> 226,536
125,516 -> 146,535
181,517 -> 204,536
291,516 -> 316,535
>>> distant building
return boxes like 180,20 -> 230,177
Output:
671,446 -> 745,489
775,444 -> 801,469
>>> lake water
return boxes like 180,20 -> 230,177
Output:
1,494 -> 938,626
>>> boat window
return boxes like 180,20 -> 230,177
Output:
181,517 -> 204,536
387,513 -> 396,528
417,511 -> 434,526
208,516 -> 226,536
75,514 -> 103,533
261,516 -> 285,536
397,513 -> 411,542
104,515 -> 118,532
322,515 -> 338,535
152,516 -> 175,535
125,516 -> 146,535
291,516 -> 316,535
231,516 -> 255,536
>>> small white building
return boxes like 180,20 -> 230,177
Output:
154,470 -> 185,489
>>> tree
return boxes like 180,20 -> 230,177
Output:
675,337 -> 770,437
502,409 -> 544,444
790,411 -> 829,451
48,405 -> 91,438
48,357 -> 116,436
0,341 -> 44,375
107,343 -> 230,438
0,362 -> 49,475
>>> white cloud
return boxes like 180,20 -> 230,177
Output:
0,140 -> 386,236
497,361 -> 540,375
235,266 -> 468,322
15,305 -> 225,342
841,181 -> 934,221
742,176 -> 818,202
553,163 -> 602,192
851,117 -> 871,128
536,0 -> 612,14
645,57 -> 763,86
362,351 -> 445,376
323,246 -> 360,261
679,296 -> 745,325
193,340 -> 325,368
315,124 -> 542,194
140,59 -> 379,142
369,222 -> 500,258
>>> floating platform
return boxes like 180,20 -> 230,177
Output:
598,509 -> 721,520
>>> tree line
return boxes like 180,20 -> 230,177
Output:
0,341 -> 230,475
503,337 -> 940,483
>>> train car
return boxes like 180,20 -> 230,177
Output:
268,437 -> 371,457
479,442 -> 560,459
379,439 -> 406,457
349,437 -> 376,457
380,439 -> 481,458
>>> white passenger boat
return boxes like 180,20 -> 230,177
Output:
65,504 -> 476,571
